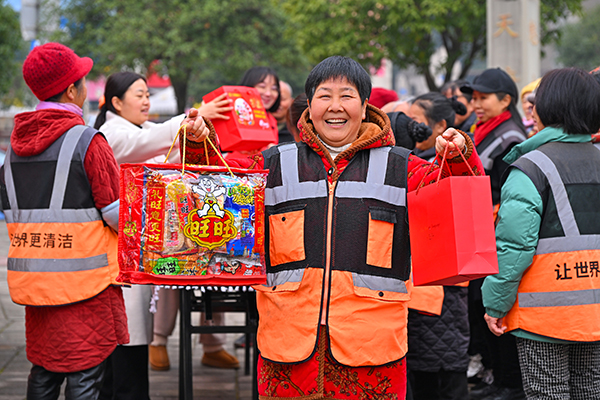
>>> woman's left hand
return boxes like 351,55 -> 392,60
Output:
435,128 -> 466,157
484,313 -> 507,336
181,108 -> 210,142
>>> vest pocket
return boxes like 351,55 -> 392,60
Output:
367,207 -> 397,269
269,206 -> 306,266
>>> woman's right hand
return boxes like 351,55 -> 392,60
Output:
182,108 -> 210,142
197,93 -> 233,120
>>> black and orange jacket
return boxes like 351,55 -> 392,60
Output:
476,118 -> 526,204
0,109 -> 128,373
184,104 -> 484,367
504,140 -> 600,342
3,124 -> 120,306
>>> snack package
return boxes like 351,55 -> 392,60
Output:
118,163 -> 267,286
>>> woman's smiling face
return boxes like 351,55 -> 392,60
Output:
254,74 -> 279,111
471,90 -> 511,123
308,77 -> 367,147
112,79 -> 150,126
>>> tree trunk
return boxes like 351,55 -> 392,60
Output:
169,69 -> 191,114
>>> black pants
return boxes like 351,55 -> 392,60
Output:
27,361 -> 106,400
408,370 -> 469,400
469,278 -> 523,388
99,345 -> 150,400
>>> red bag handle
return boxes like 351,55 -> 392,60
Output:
415,131 -> 475,194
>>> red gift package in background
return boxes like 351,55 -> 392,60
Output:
118,163 -> 268,286
408,175 -> 499,286
203,86 -> 278,152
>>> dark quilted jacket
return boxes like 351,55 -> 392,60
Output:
406,286 -> 470,372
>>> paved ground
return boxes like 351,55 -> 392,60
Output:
0,220 -> 255,399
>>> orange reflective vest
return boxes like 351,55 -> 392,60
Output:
504,142 -> 600,341
3,125 -> 119,306
407,276 -> 468,316
408,284 -> 444,316
255,143 -> 412,367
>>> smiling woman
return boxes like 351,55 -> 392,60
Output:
180,56 -> 485,399
308,78 -> 367,147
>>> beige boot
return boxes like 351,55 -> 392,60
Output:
149,344 -> 170,371
201,349 -> 240,369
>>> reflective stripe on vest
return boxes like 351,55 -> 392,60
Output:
4,125 -> 119,306
336,148 -> 406,206
266,268 -> 305,287
8,254 -> 109,272
265,145 -> 406,207
522,148 -> 600,255
519,288 -> 600,308
352,272 -> 408,294
479,130 -> 525,170
265,144 -> 327,206
505,143 -> 600,341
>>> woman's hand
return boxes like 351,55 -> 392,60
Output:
435,128 -> 466,157
484,313 -> 507,336
197,93 -> 233,120
181,108 -> 210,142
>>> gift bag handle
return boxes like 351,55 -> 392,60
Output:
165,124 -> 236,178
415,130 -> 475,194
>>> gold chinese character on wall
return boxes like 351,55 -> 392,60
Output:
529,21 -> 539,46
494,14 -> 519,38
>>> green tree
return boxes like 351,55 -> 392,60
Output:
556,4 -> 600,70
52,0 -> 310,113
281,0 -> 583,91
0,0 -> 27,100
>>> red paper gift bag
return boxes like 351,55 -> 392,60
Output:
407,151 -> 498,286
203,86 -> 278,152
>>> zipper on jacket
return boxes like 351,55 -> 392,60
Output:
320,181 -> 336,325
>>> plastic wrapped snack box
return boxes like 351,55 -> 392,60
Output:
117,163 -> 268,286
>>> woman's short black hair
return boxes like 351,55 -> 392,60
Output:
411,92 -> 466,129
45,78 -> 84,102
305,56 -> 371,105
239,66 -> 281,113
286,92 -> 308,141
535,68 -> 600,134
94,71 -> 146,129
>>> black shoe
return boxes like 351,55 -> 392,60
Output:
470,383 -> 500,400
481,387 -> 526,400
234,335 -> 252,349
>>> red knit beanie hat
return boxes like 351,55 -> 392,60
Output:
369,87 -> 399,109
23,42 -> 93,101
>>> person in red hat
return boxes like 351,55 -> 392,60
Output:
0,42 -> 207,400
368,87 -> 399,109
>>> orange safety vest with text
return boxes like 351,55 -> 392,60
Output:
2,125 -> 119,306
255,143 -> 411,367
504,142 -> 600,341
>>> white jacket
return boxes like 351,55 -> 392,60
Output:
99,110 -> 183,164
99,110 -> 184,345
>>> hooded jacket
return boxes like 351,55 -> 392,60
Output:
184,104 -> 484,365
0,108 -> 128,372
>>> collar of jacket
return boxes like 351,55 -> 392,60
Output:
11,109 -> 84,157
503,126 -> 591,164
298,103 -> 395,179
